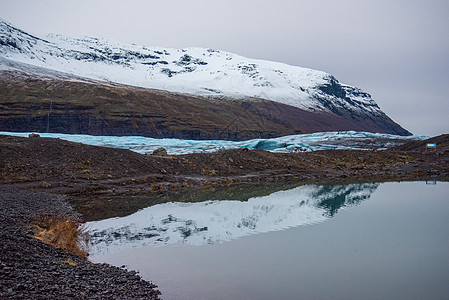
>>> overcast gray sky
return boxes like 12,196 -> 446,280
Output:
1,0 -> 448,136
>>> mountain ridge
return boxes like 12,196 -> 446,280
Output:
0,19 -> 411,138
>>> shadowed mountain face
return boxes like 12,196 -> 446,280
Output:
0,19 -> 411,139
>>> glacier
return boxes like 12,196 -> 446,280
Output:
0,131 -> 427,155
87,183 -> 379,256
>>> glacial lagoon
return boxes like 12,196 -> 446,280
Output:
87,181 -> 449,299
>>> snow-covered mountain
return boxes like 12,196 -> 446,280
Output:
87,183 -> 379,256
0,19 -> 380,114
0,18 -> 411,138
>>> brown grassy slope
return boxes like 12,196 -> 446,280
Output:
0,69 -> 410,139
0,70 -> 292,139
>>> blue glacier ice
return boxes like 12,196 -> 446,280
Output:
0,131 -> 427,155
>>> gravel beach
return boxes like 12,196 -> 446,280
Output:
0,187 -> 161,299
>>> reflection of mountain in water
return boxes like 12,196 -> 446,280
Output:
73,181 -> 305,222
312,184 -> 379,217
88,183 -> 379,256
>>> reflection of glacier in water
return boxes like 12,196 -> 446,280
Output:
88,183 -> 379,256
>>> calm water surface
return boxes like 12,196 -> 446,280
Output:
88,182 -> 449,299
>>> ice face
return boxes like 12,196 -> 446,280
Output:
0,131 -> 426,154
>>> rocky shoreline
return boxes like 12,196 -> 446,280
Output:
1,133 -> 448,298
0,186 -> 161,299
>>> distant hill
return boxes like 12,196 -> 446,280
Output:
392,134 -> 449,152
